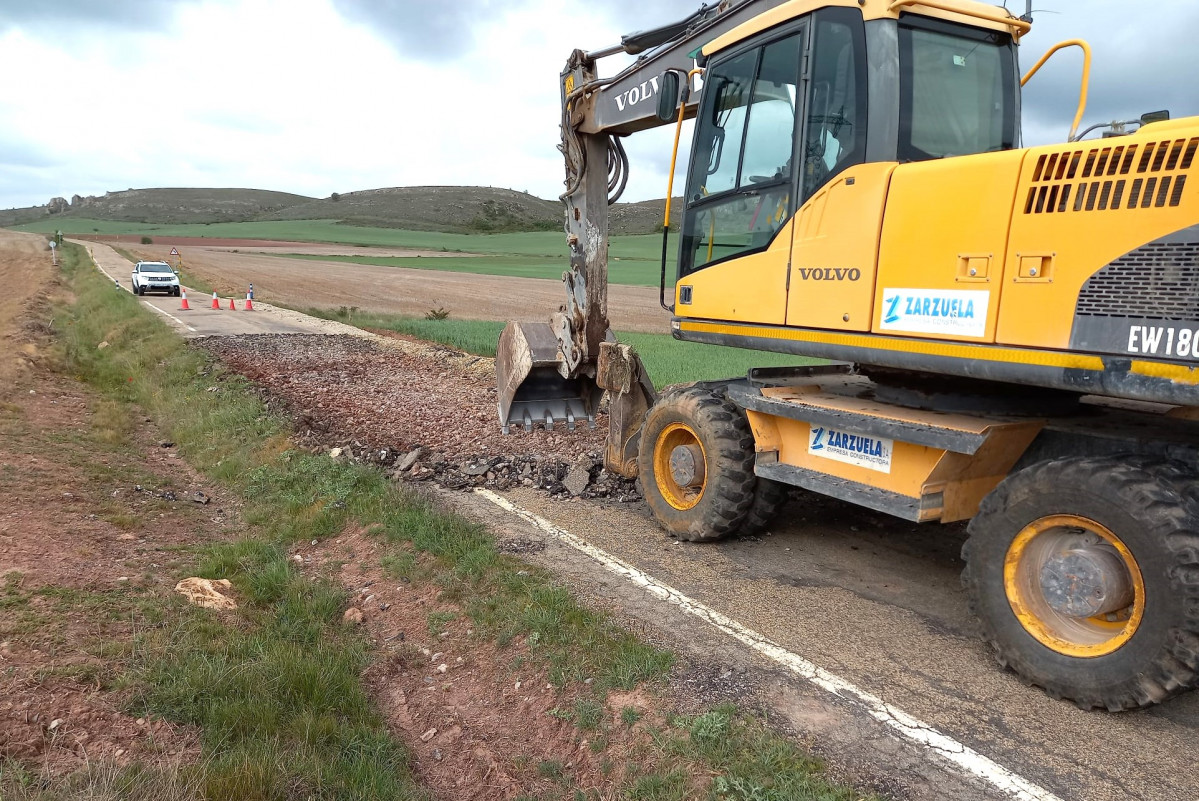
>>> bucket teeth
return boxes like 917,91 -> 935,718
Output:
497,321 -> 598,434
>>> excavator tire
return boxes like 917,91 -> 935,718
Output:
963,456 -> 1199,710
741,478 -> 789,535
638,388 -> 756,542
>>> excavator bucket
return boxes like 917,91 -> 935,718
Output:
496,321 -> 598,433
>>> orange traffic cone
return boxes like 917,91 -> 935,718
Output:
211,291 -> 220,309
243,293 -> 254,311
228,296 -> 237,310
179,289 -> 191,310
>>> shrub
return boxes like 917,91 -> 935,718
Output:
141,236 -> 153,244
424,307 -> 450,320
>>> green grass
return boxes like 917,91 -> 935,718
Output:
45,242 -> 672,792
32,241 -> 869,801
50,242 -> 428,800
306,308 -> 815,389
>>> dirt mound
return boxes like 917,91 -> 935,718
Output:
195,333 -> 640,502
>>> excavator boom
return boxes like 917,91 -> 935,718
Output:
497,0 -> 788,475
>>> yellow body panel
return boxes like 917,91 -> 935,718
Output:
675,221 -> 793,325
703,0 -> 1024,57
745,384 -> 1042,522
787,164 -> 895,331
998,127 -> 1199,348
872,151 -> 1025,342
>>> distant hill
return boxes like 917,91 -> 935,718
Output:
0,186 -> 677,236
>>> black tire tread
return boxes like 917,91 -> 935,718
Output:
741,478 -> 789,535
963,456 -> 1199,710
638,388 -> 757,542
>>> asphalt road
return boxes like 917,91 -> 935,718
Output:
80,240 -> 332,338
85,237 -> 1199,799
458,485 -> 1199,801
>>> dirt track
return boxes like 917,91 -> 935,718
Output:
116,240 -> 672,333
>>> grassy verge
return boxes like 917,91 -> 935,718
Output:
6,242 -> 872,801
305,307 -> 817,389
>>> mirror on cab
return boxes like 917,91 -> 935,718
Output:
656,71 -> 681,124
1141,110 -> 1170,126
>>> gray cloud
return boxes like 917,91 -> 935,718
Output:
0,0 -> 188,33
1014,2 -> 1199,142
329,0 -> 499,60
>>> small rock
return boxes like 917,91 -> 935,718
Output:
343,607 -> 364,625
97,341 -> 109,350
462,460 -> 490,477
292,554 -> 303,563
432,748 -> 443,761
563,465 -> 591,496
310,539 -> 318,546
431,652 -> 443,662
396,448 -> 422,472
48,719 -> 62,730
329,447 -> 344,461
117,577 -> 129,583
192,491 -> 210,505
159,441 -> 174,448
437,664 -> 448,673
514,680 -> 522,690
420,728 -> 438,742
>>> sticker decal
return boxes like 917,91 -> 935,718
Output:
879,289 -> 990,338
808,426 -> 893,473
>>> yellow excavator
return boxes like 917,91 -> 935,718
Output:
495,0 -> 1199,710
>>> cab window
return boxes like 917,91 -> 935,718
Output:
898,15 -> 1015,160
803,8 -> 868,198
681,31 -> 803,276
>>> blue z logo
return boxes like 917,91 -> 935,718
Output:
811,427 -> 826,451
883,295 -> 901,324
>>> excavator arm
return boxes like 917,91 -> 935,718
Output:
497,0 -> 786,477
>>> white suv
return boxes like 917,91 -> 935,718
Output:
131,261 -> 181,296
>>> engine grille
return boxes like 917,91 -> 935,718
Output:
1076,240 -> 1199,320
1022,137 -> 1195,215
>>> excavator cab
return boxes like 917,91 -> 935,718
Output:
495,0 -> 1199,709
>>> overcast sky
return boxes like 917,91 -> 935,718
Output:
1,0 -> 1195,210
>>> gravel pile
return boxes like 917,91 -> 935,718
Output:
196,334 -> 641,501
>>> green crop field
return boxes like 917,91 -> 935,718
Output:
20,218 -> 681,287
16,218 -> 674,257
308,310 -> 817,389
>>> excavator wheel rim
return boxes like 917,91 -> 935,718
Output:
653,422 -> 707,511
1003,514 -> 1144,658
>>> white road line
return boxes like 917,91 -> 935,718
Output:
475,488 -> 1065,801
142,301 -> 197,333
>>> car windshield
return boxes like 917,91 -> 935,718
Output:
139,264 -> 173,274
